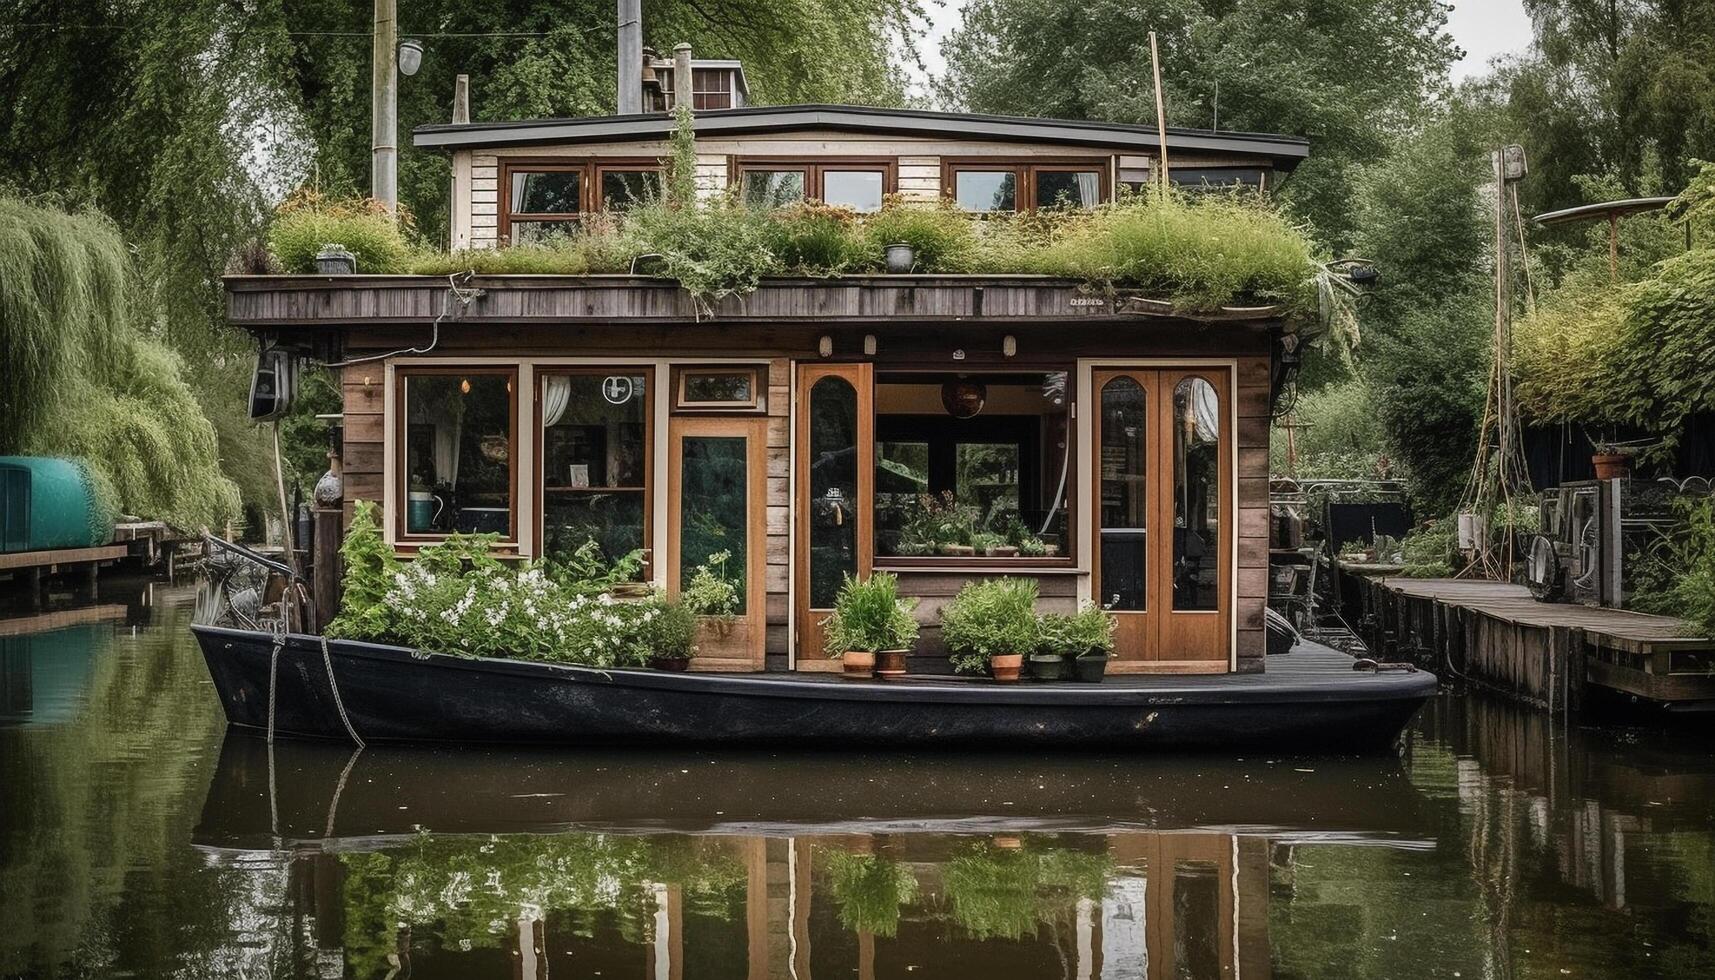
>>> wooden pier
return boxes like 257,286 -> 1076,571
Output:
0,521 -> 200,606
1345,569 -> 1715,713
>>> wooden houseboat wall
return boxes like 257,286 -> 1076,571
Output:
233,107 -> 1305,678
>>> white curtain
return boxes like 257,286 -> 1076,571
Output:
1075,171 -> 1102,208
409,380 -> 464,487
1192,378 -> 1219,444
542,375 -> 573,428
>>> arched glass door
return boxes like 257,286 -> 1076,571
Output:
793,363 -> 873,667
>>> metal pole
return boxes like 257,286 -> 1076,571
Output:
617,0 -> 643,114
372,0 -> 398,210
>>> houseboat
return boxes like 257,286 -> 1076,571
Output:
197,60 -> 1436,748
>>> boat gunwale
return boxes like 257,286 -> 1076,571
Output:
192,624 -> 1438,707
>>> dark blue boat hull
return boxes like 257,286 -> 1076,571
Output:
192,624 -> 1437,751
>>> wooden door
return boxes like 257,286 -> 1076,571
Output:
1092,368 -> 1231,671
668,416 -> 768,669
793,363 -> 874,670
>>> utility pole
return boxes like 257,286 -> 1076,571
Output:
617,0 -> 643,114
372,0 -> 399,210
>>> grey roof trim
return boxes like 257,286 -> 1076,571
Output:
1533,197 -> 1676,226
414,104 -> 1310,165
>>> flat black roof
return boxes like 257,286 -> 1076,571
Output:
414,103 -> 1310,167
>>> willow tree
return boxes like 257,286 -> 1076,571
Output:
0,195 -> 241,530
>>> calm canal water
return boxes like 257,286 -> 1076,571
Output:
3,581 -> 1715,979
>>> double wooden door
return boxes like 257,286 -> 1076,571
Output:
1092,367 -> 1232,671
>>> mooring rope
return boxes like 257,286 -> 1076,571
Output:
321,635 -> 366,749
266,623 -> 284,745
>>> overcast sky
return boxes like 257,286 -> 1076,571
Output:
910,0 -> 1535,98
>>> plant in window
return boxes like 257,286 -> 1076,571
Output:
896,491 -> 980,556
1001,515 -> 1048,557
823,572 -> 920,678
683,549 -> 742,635
940,577 -> 1039,681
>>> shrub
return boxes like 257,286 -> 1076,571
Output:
860,196 -> 976,271
627,192 -> 780,309
268,189 -> 415,274
1400,519 -> 1456,578
822,571 -> 921,654
940,577 -> 1039,674
1629,497 -> 1715,638
766,202 -> 866,273
642,597 -> 699,659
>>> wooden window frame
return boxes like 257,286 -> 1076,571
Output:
673,364 -> 766,413
394,366 -> 520,545
730,157 -> 898,209
941,157 -> 1111,212
500,159 -> 665,242
534,365 -> 657,579
870,367 -> 1078,570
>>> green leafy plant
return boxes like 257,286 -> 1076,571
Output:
1400,519 -> 1456,578
766,201 -> 865,273
822,851 -> 918,938
822,572 -> 920,655
642,596 -> 699,659
941,842 -> 1111,942
266,189 -> 416,274
547,537 -> 648,596
1037,600 -> 1115,656
683,549 -> 742,618
941,577 -> 1040,674
1629,496 -> 1715,638
860,195 -> 976,270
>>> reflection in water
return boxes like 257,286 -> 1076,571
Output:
4,586 -> 1715,978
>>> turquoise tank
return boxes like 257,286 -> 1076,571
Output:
0,457 -> 114,553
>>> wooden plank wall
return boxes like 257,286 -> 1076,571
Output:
341,366 -> 388,524
896,571 -> 1079,665
764,358 -> 791,658
1236,354 -> 1270,674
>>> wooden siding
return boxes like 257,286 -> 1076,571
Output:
1236,354 -> 1270,674
227,275 -> 1286,330
341,366 -> 387,527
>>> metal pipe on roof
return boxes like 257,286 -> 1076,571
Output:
617,0 -> 642,114
673,43 -> 693,111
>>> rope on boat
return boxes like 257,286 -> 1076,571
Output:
266,623 -> 284,745
320,635 -> 366,749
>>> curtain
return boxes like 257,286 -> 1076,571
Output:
542,375 -> 573,428
1075,172 -> 1101,208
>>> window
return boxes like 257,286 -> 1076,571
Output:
1173,376 -> 1221,610
1119,166 -> 1270,196
945,160 -> 1108,212
505,166 -> 581,243
874,371 -> 1071,563
399,369 -> 517,539
675,366 -> 763,411
501,161 -> 663,242
540,370 -> 651,572
734,160 -> 896,212
664,67 -> 737,110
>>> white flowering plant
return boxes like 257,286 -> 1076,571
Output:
327,501 -> 690,666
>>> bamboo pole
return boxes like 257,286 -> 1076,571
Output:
1149,31 -> 1170,189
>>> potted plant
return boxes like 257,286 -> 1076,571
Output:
941,578 -> 1039,682
315,243 -> 356,275
884,242 -> 916,274
682,550 -> 741,639
1064,601 -> 1117,682
824,572 -> 921,679
1591,441 -> 1636,480
646,596 -> 698,671
1029,612 -> 1074,681
973,530 -> 1017,558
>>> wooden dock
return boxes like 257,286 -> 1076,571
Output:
0,521 -> 201,606
1345,571 -> 1715,713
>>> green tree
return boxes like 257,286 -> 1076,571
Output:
936,0 -> 1460,249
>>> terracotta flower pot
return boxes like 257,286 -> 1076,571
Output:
650,655 -> 691,672
990,652 -> 1024,683
1592,453 -> 1632,480
875,649 -> 909,681
842,649 -> 876,679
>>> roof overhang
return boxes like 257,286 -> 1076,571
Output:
1534,197 -> 1676,226
414,104 -> 1310,169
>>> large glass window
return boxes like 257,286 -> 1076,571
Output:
1173,377 -> 1220,611
540,371 -> 650,571
822,170 -> 885,212
953,170 -> 1016,212
401,371 -> 515,538
874,372 -> 1070,561
1099,376 -> 1148,610
679,436 -> 750,613
808,377 -> 859,607
949,162 -> 1108,212
599,168 -> 663,210
506,168 -> 581,243
740,169 -> 807,208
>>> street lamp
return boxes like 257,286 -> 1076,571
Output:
372,2 -> 426,213
398,38 -> 424,77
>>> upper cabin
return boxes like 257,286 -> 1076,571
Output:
418,104 -> 1307,250
226,63 -> 1315,681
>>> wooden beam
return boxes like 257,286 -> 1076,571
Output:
0,545 -> 128,572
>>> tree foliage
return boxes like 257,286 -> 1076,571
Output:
937,0 -> 1460,249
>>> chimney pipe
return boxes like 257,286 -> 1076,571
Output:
617,0 -> 642,114
673,43 -> 693,111
452,74 -> 470,124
